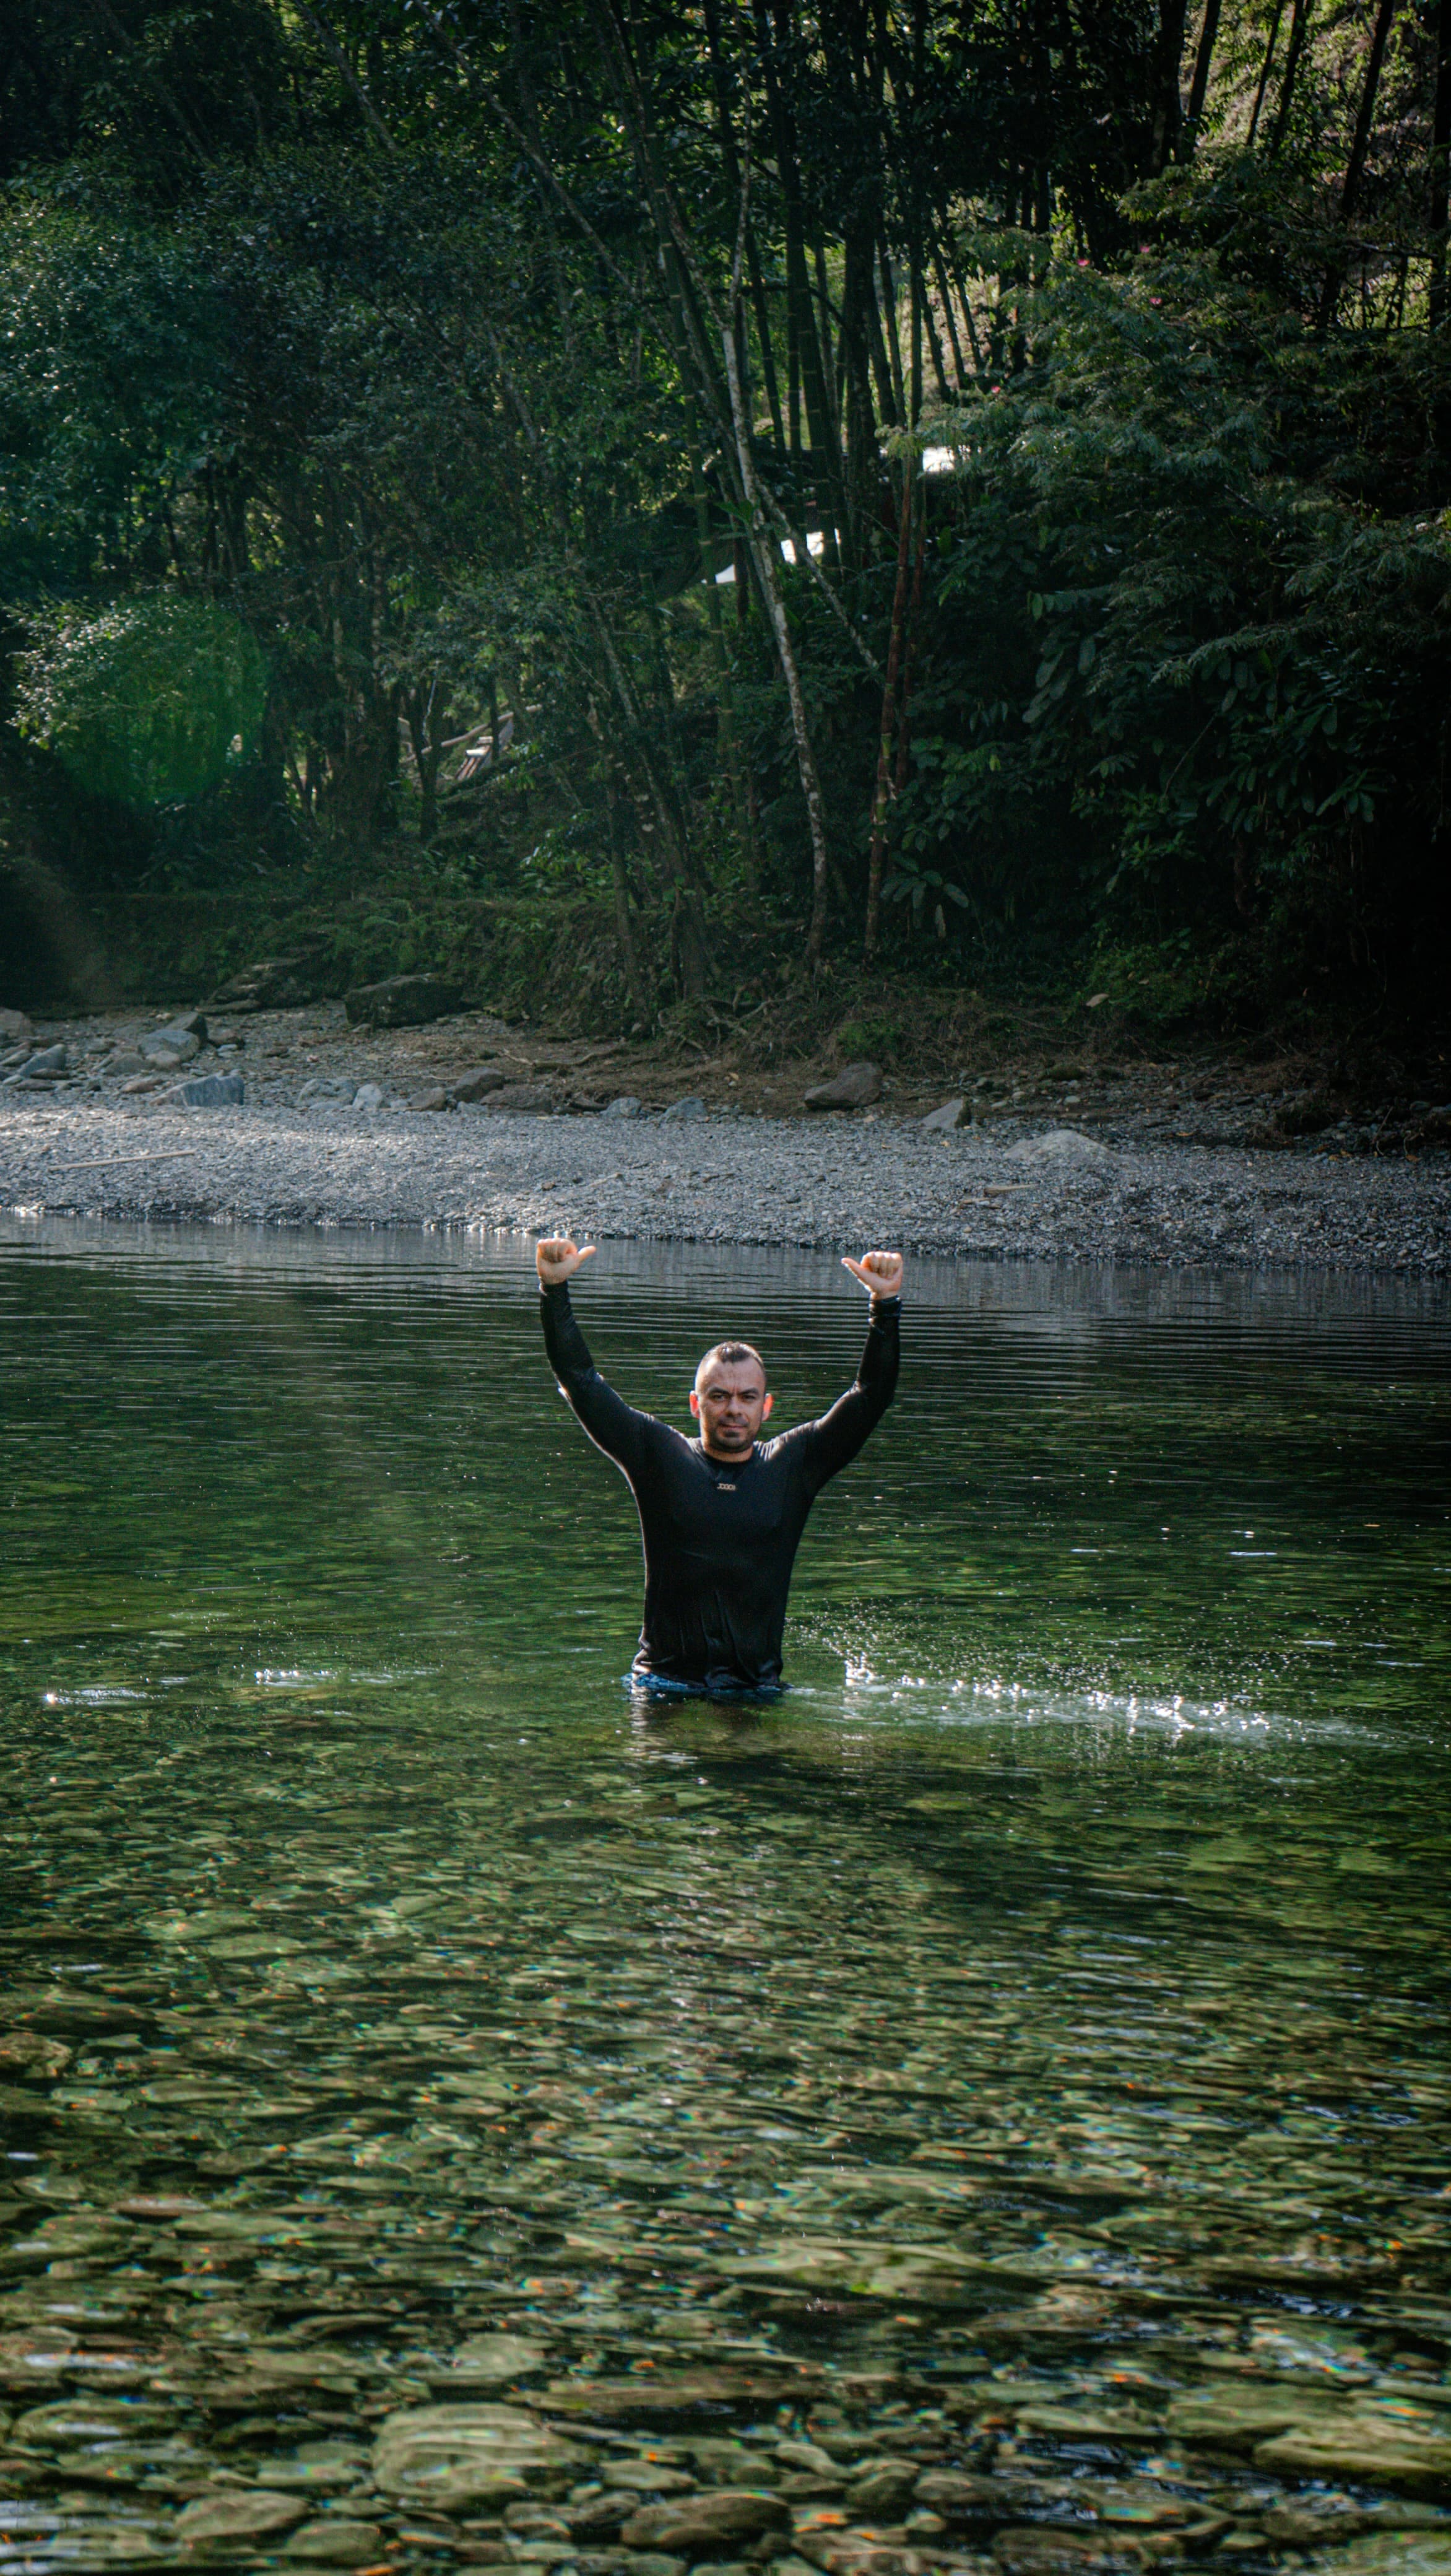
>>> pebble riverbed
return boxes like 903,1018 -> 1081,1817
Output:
2,1089 -> 1449,1274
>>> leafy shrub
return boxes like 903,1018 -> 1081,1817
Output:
19,594 -> 265,808
835,1012 -> 903,1060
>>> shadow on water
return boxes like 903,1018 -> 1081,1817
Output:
1,1217 -> 1449,2573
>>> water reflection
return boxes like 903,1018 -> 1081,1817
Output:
1,1221 -> 1449,2574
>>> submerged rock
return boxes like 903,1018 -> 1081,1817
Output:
720,2237 -> 984,2305
429,2332 -> 548,2390
992,2531 -> 1140,2572
545,2369 -> 817,2420
0,2032 -> 71,2077
371,2403 -> 584,2510
1257,2413 -> 1451,2488
1166,2384 -> 1349,2445
620,2488 -> 790,2551
1302,2544 -> 1451,2576
14,2398 -> 175,2446
174,2489 -> 307,2542
848,2461 -> 920,2517
282,2520 -> 386,2564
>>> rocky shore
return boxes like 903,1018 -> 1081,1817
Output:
2,996 -> 1449,1274
3,1100 -> 1445,1274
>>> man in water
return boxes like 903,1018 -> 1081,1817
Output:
536,1235 -> 903,1695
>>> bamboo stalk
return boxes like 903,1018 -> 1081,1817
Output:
864,461 -> 915,962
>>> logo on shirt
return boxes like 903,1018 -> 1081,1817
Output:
716,1481 -> 737,1492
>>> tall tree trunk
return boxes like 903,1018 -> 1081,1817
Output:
702,0 -> 786,448
1315,0 -> 1395,327
1429,0 -> 1451,330
1149,0 -> 1190,172
756,0 -> 842,521
864,464 -> 915,961
603,762 -> 654,1022
1247,0 -> 1286,144
1182,0 -> 1223,148
931,242 -> 969,384
722,320 -> 831,966
841,219 -> 880,562
688,433 -> 759,884
1267,0 -> 1314,157
893,505 -> 927,805
747,228 -> 787,450
582,580 -> 709,993
405,680 -> 448,843
1338,0 -> 1395,222
879,242 -> 906,416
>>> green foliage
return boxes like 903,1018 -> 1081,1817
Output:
836,1012 -> 904,1060
0,196 -> 223,595
2,0 -> 1450,1037
18,594 -> 265,807
905,201 -> 1451,1007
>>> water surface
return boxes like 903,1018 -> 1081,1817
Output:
2,1222 -> 1449,2574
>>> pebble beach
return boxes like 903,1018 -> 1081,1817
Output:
3,993 -> 1449,1273
3,1081 -> 1449,1276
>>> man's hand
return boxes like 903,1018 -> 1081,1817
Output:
537,1234 -> 596,1288
842,1248 -> 904,1300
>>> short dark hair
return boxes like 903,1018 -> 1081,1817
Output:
695,1339 -> 767,1390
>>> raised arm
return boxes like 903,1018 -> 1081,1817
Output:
537,1237 -> 651,1476
793,1250 -> 903,1492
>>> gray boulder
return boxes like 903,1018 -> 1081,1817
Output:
405,1084 -> 452,1112
661,1095 -> 706,1121
602,1095 -> 643,1118
805,1060 -> 881,1111
0,1008 -> 33,1045
920,1096 -> 969,1131
12,1042 -> 67,1081
344,975 -> 461,1029
1005,1126 -> 1117,1168
176,1073 -> 244,1108
140,1025 -> 201,1068
352,1082 -> 384,1111
452,1066 -> 507,1103
483,1082 -> 553,1113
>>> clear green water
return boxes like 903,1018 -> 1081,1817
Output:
2,1220 -> 1450,2574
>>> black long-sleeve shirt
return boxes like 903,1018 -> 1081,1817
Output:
540,1281 -> 900,1692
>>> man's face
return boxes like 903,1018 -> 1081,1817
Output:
690,1359 -> 773,1458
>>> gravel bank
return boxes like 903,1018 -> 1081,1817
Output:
2,1087 -> 1449,1273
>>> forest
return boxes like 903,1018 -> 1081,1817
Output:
3,0 -> 1451,1056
